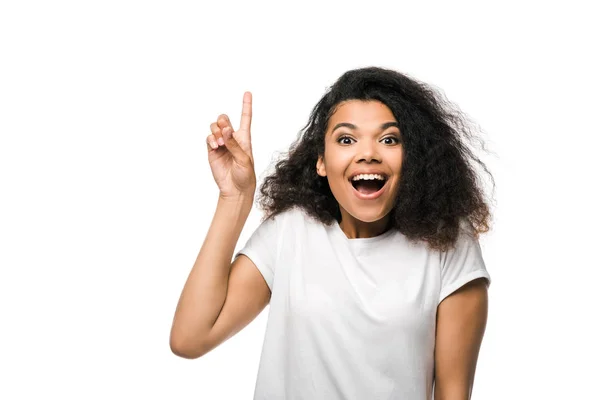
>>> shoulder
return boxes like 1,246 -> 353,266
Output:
448,218 -> 479,250
262,206 -> 331,237
259,206 -> 309,228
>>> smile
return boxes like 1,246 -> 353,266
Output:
348,177 -> 388,200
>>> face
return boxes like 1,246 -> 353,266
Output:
316,100 -> 403,231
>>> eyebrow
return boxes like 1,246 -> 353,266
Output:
331,122 -> 399,133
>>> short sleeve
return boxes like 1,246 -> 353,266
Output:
234,215 -> 279,292
439,225 -> 491,305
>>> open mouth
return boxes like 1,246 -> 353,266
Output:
349,175 -> 388,196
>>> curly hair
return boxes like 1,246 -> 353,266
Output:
257,66 -> 496,252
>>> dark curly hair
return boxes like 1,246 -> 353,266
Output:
257,66 -> 496,252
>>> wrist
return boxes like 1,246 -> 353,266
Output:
218,190 -> 255,206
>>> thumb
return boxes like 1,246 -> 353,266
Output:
222,126 -> 252,166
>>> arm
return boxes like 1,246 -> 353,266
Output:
434,278 -> 489,400
170,93 -> 270,359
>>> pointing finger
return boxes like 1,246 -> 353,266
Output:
239,92 -> 252,133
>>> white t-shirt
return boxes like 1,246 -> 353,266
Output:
235,206 -> 491,400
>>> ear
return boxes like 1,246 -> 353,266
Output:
316,155 -> 327,177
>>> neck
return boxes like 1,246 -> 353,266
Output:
338,211 -> 391,239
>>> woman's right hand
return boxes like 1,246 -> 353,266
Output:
206,92 -> 257,200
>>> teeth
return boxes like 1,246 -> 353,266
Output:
351,174 -> 385,181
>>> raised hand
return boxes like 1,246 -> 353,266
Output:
206,92 -> 256,200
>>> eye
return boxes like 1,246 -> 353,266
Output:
337,135 -> 355,145
382,136 -> 400,145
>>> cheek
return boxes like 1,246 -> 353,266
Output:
326,164 -> 349,186
324,148 -> 352,171
388,150 -> 404,174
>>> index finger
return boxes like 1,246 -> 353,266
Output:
239,91 -> 252,132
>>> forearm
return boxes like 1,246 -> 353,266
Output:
434,387 -> 471,400
170,194 -> 254,355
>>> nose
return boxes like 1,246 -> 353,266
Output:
355,140 -> 381,163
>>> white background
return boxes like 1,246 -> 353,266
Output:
1,0 -> 598,399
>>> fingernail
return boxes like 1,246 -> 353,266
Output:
210,140 -> 218,149
217,137 -> 225,146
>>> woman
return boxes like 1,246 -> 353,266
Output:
170,66 -> 494,399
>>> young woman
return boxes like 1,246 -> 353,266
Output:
170,67 -> 494,399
